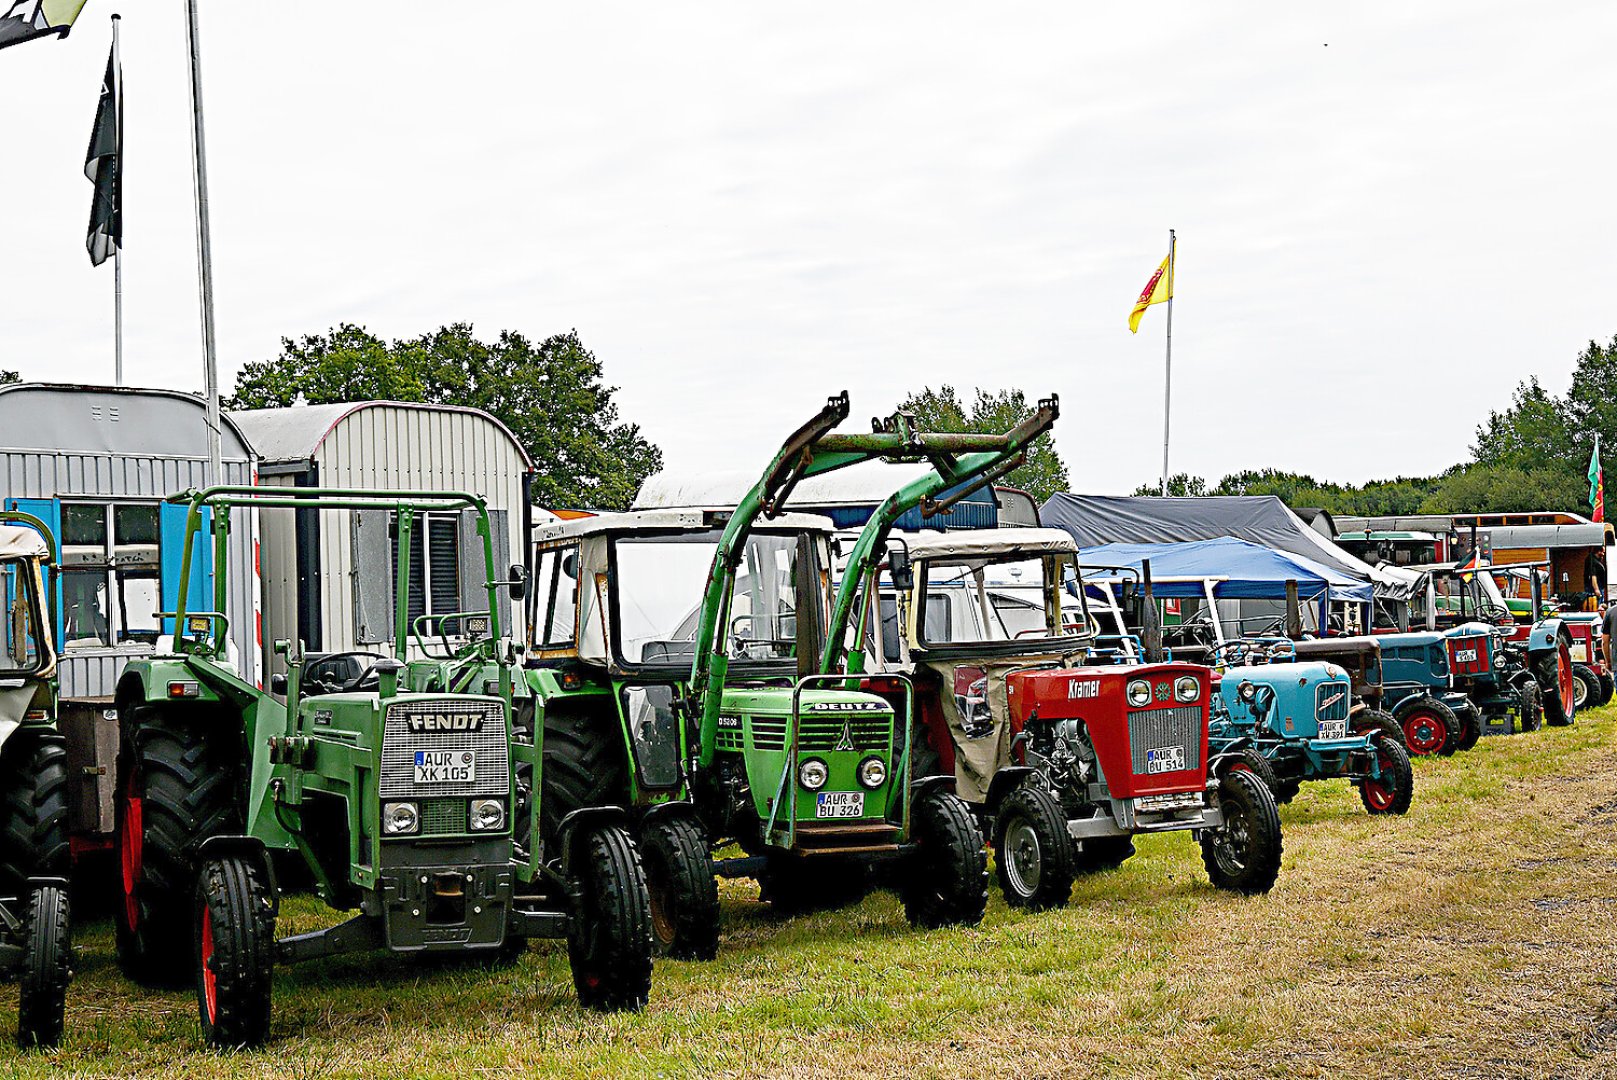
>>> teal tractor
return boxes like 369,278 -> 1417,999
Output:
114,488 -> 652,1048
1208,639 -> 1414,814
0,512 -> 72,1048
530,395 -> 1058,956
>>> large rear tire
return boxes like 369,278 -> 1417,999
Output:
1392,696 -> 1460,757
540,704 -> 630,847
1200,771 -> 1282,895
566,825 -> 653,1011
16,884 -> 70,1050
1570,662 -> 1599,713
991,784 -> 1075,911
1357,736 -> 1414,815
1538,641 -> 1577,726
116,706 -> 243,987
639,815 -> 720,960
0,734 -> 69,896
901,790 -> 988,929
194,855 -> 275,1049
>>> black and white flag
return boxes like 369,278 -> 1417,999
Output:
84,33 -> 119,266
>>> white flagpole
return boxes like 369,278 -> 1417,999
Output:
183,0 -> 222,485
1159,229 -> 1175,496
111,13 -> 123,386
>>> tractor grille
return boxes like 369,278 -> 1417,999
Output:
1447,635 -> 1490,677
744,715 -> 892,752
750,717 -> 786,751
419,797 -> 468,836
380,699 -> 509,799
1127,707 -> 1202,775
1315,683 -> 1351,723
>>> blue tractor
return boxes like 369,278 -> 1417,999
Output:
1374,631 -> 1487,756
1208,640 -> 1414,814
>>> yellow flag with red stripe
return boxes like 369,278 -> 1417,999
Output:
1128,253 -> 1173,333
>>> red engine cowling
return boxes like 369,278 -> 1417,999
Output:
1006,664 -> 1212,800
1446,634 -> 1491,677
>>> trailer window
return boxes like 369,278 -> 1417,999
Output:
59,501 -> 162,648
2,557 -> 46,675
917,553 -> 1089,648
391,512 -> 461,623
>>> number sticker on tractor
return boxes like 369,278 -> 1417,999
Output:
815,791 -> 864,819
414,749 -> 475,784
1145,746 -> 1185,774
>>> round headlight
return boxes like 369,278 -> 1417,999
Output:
1238,681 -> 1258,703
470,798 -> 505,831
383,801 -> 419,835
858,756 -> 887,789
1174,675 -> 1200,703
1126,679 -> 1151,707
798,759 -> 829,791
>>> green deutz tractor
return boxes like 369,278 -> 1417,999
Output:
528,395 -> 1053,957
114,487 -> 651,1047
0,512 -> 71,1049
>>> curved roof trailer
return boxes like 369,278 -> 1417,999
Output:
819,395 -> 1060,681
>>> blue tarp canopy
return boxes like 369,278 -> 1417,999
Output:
1079,537 -> 1375,603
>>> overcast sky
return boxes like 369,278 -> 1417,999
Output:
3,3 -> 1614,494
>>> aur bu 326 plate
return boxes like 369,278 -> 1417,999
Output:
815,791 -> 864,819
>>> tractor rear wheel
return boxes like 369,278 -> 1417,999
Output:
194,854 -> 275,1049
1519,681 -> 1543,732
540,704 -> 630,848
1451,701 -> 1483,751
1600,672 -> 1615,707
16,884 -> 70,1050
1393,697 -> 1460,757
1357,736 -> 1414,815
1200,770 -> 1282,895
0,733 -> 69,895
901,790 -> 988,929
116,706 -> 242,987
1351,709 -> 1405,749
566,824 -> 653,1011
1538,641 -> 1577,726
1570,663 -> 1599,713
639,814 -> 719,960
992,784 -> 1075,911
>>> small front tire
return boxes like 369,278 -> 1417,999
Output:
640,814 -> 720,961
1570,663 -> 1599,713
1200,770 -> 1283,895
901,790 -> 988,929
1393,697 -> 1460,757
1357,735 -> 1414,815
567,825 -> 653,1011
992,785 -> 1075,911
194,855 -> 275,1049
16,884 -> 70,1050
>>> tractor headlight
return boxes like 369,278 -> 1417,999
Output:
1126,679 -> 1152,707
798,759 -> 829,791
857,756 -> 887,789
470,798 -> 505,832
1238,681 -> 1258,703
383,801 -> 419,836
1174,675 -> 1200,703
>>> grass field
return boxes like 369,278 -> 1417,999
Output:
7,710 -> 1616,1079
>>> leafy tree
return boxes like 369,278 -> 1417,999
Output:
1131,473 -> 1207,497
896,386 -> 1069,502
1470,377 -> 1576,473
1560,335 -> 1617,460
1419,463 -> 1585,515
0,369 -> 19,385
227,323 -> 662,510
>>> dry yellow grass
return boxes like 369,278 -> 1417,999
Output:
6,711 -> 1615,1079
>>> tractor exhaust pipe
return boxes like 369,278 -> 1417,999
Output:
1142,559 -> 1164,663
1285,579 -> 1302,639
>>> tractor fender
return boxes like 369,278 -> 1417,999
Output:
909,774 -> 957,801
196,834 -> 280,915
556,805 -> 633,877
1208,737 -> 1258,776
640,800 -> 701,827
983,767 -> 1036,814
1525,618 -> 1567,660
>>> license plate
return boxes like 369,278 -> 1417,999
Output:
1318,719 -> 1348,740
414,749 -> 475,784
815,791 -> 864,819
1145,746 -> 1185,774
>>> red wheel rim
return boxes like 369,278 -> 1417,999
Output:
120,772 -> 143,932
200,908 -> 218,1024
1363,751 -> 1396,810
1557,642 -> 1575,716
1401,710 -> 1445,755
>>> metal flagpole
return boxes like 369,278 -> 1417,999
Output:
184,0 -> 222,485
1159,228 -> 1175,496
111,14 -> 123,386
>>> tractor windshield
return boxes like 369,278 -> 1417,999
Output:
1,555 -> 49,677
916,552 -> 1092,649
611,529 -> 819,669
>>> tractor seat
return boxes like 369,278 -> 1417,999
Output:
302,652 -> 386,695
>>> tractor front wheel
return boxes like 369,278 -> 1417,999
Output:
640,815 -> 720,961
1393,697 -> 1460,757
1351,709 -> 1406,749
992,785 -> 1075,911
1538,641 -> 1577,726
1570,663 -> 1599,713
566,825 -> 653,1011
194,855 -> 275,1049
1357,736 -> 1414,815
0,734 -> 69,897
1518,680 -> 1543,732
16,884 -> 70,1050
1200,770 -> 1283,895
901,790 -> 988,929
1600,671 -> 1615,707
1451,701 -> 1483,751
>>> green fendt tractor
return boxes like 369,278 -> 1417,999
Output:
114,487 -> 651,1047
0,512 -> 71,1049
529,394 -> 1054,957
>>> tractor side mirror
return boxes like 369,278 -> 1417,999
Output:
507,563 -> 528,602
888,548 -> 914,591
